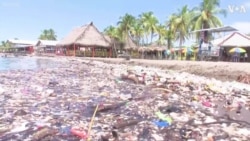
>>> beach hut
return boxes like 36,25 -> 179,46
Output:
35,40 -> 58,55
137,45 -> 166,60
124,36 -> 137,50
123,36 -> 138,58
103,35 -> 126,57
7,39 -> 36,54
56,22 -> 111,57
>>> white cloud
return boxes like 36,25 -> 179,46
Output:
231,22 -> 250,34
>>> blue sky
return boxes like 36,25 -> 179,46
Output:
0,0 -> 250,45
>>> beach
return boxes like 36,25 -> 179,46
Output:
1,0 -> 250,139
84,57 -> 250,82
0,56 -> 249,140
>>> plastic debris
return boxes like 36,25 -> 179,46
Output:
0,58 -> 249,140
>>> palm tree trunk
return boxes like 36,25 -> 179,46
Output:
125,27 -> 128,42
138,37 -> 141,46
158,35 -> 161,45
167,38 -> 171,49
202,22 -> 209,43
151,32 -> 154,44
179,38 -> 183,60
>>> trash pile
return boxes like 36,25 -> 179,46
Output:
0,58 -> 250,141
237,74 -> 250,84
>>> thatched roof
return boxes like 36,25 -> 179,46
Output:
138,46 -> 147,52
137,46 -> 166,52
57,22 -> 111,48
124,36 -> 137,50
104,35 -> 112,43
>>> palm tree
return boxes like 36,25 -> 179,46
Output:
130,19 -> 144,46
39,29 -> 57,40
48,29 -> 57,40
1,41 -> 10,48
191,0 -> 227,42
1,41 -> 6,47
166,30 -> 175,49
139,12 -> 159,44
117,13 -> 136,41
166,14 -> 177,49
156,24 -> 167,45
103,25 -> 122,40
39,30 -> 48,40
175,5 -> 192,49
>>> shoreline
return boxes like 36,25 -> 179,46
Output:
81,57 -> 250,82
2,55 -> 250,83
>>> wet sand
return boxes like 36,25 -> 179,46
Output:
83,58 -> 250,82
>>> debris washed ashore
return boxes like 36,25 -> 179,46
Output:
0,58 -> 249,141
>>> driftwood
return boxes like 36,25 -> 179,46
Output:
120,74 -> 145,84
237,74 -> 250,84
113,119 -> 142,129
97,102 -> 126,113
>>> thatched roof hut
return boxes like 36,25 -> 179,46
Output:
124,36 -> 137,50
104,35 -> 112,43
57,22 -> 110,48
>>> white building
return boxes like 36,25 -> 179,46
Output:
35,40 -> 59,53
7,39 -> 37,54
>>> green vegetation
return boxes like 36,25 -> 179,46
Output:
38,29 -> 57,40
191,0 -> 227,42
103,0 -> 226,48
0,41 -> 10,48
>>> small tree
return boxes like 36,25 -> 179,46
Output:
39,29 -> 57,40
1,41 -> 10,48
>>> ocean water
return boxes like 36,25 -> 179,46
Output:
0,57 -> 58,71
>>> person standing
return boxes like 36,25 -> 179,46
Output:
236,52 -> 240,62
232,52 -> 237,62
244,53 -> 248,62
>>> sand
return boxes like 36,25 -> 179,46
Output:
82,57 -> 250,82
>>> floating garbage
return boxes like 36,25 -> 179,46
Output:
0,58 -> 249,140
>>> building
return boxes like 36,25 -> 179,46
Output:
35,40 -> 58,54
211,32 -> 250,61
7,39 -> 37,54
56,22 -> 111,57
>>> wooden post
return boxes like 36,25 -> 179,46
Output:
94,47 -> 95,57
92,47 -> 95,57
91,48 -> 93,57
66,46 -> 68,56
67,46 -> 69,56
74,44 -> 76,57
109,48 -> 112,58
77,45 -> 81,55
